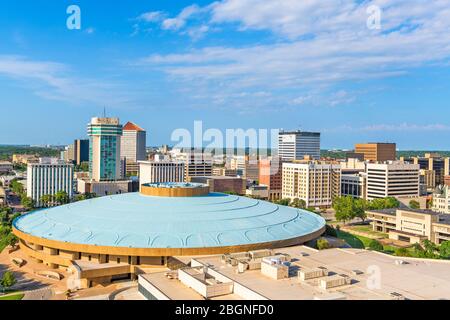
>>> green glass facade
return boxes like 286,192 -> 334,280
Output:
88,122 -> 123,181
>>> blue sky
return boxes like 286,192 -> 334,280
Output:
1,0 -> 450,150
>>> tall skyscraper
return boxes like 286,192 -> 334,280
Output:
121,122 -> 147,174
27,158 -> 74,207
74,139 -> 90,165
87,117 -> 123,182
355,143 -> 396,162
278,131 -> 321,161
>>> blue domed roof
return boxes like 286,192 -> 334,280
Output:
14,193 -> 325,249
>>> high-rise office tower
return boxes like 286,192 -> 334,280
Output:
278,131 -> 321,161
355,143 -> 396,162
74,139 -> 90,165
121,122 -> 147,174
87,117 -> 123,182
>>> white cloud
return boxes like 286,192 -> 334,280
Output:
138,11 -> 165,23
134,0 -> 450,111
0,55 -> 132,107
161,5 -> 203,31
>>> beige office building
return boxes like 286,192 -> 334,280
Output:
121,122 -> 147,174
230,155 -> 260,182
367,208 -> 450,245
355,143 -> 396,162
433,185 -> 450,214
366,162 -> 420,200
282,161 -> 341,208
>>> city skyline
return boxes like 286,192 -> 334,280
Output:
1,1 -> 450,149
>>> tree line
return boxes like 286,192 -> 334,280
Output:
332,196 -> 400,224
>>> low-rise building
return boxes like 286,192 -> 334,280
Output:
77,179 -> 132,197
433,185 -> 450,214
246,185 -> 269,199
367,208 -> 450,245
0,161 -> 13,174
445,175 -> 450,187
212,167 -> 238,177
189,176 -> 246,195
139,160 -> 185,186
341,173 -> 366,199
12,154 -> 39,165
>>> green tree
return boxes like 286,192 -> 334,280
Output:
74,194 -> 86,202
9,179 -> 24,195
275,199 -> 290,206
0,212 -> 8,226
384,197 -> 400,209
21,196 -> 34,211
368,197 -> 400,210
7,234 -> 18,247
54,191 -> 70,205
395,247 -> 411,257
368,240 -> 384,251
317,238 -> 330,250
354,198 -> 367,222
422,240 -> 438,255
333,196 -> 357,224
290,198 -> 306,209
409,200 -> 420,209
439,241 -> 450,259
40,194 -> 53,208
0,271 -> 17,291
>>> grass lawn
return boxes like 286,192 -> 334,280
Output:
337,229 -> 416,256
0,293 -> 24,300
348,225 -> 389,238
0,226 -> 10,252
336,230 -> 373,249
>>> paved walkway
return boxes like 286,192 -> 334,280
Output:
23,287 -> 53,300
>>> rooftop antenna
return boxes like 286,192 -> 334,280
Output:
103,106 -> 107,118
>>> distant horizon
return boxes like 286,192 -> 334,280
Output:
1,144 -> 449,153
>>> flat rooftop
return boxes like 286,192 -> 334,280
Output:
192,246 -> 450,300
140,273 -> 241,300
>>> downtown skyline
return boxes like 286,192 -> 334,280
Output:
1,0 -> 450,149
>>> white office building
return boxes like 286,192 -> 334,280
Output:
27,158 -> 74,207
366,162 -> 420,200
278,131 -> 321,161
139,160 -> 185,187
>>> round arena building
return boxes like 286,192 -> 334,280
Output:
13,183 -> 325,287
